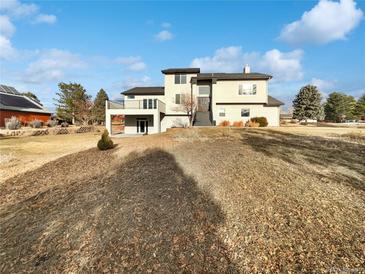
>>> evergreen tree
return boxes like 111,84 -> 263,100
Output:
324,92 -> 356,122
354,94 -> 365,120
92,88 -> 109,124
54,82 -> 91,124
292,85 -> 322,122
317,104 -> 325,121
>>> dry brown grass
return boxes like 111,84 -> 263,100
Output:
0,132 -> 101,184
245,120 -> 260,127
0,127 -> 364,272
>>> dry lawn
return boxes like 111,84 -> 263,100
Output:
0,127 -> 364,273
0,133 -> 101,184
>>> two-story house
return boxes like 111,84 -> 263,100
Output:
105,65 -> 283,135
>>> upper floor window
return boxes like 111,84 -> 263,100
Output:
239,84 -> 257,95
127,95 -> 135,99
175,74 -> 187,84
143,99 -> 157,109
198,86 -> 210,95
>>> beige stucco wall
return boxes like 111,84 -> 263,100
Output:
213,104 -> 280,126
212,80 -> 268,104
164,73 -> 197,114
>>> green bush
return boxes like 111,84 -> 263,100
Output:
97,129 -> 114,150
5,116 -> 21,130
250,117 -> 268,127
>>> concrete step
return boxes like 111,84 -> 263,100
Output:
194,111 -> 213,126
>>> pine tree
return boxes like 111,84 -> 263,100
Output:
54,82 -> 91,124
292,85 -> 322,122
324,92 -> 357,122
92,89 -> 109,124
354,94 -> 365,120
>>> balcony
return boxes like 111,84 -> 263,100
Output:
106,99 -> 165,113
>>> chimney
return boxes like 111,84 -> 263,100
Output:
243,64 -> 250,74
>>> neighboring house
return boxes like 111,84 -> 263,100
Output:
280,113 -> 294,123
0,84 -> 52,127
105,65 -> 284,134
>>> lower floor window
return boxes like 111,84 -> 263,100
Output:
241,108 -> 250,117
175,94 -> 181,104
219,108 -> 225,117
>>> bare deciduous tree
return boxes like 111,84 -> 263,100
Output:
74,98 -> 93,125
177,92 -> 197,127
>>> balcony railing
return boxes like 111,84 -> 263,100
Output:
107,99 -> 166,112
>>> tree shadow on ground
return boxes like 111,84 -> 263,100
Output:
240,129 -> 365,192
0,149 -> 237,273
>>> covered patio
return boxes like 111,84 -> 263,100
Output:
105,100 -> 165,135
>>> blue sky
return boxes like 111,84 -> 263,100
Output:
0,0 -> 364,111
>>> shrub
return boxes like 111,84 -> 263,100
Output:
61,122 -> 69,127
5,116 -> 21,130
97,129 -> 114,150
232,121 -> 244,127
219,120 -> 230,127
46,119 -> 58,127
29,120 -> 42,128
250,117 -> 268,127
245,120 -> 260,128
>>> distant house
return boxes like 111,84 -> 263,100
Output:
0,84 -> 52,127
280,113 -> 293,123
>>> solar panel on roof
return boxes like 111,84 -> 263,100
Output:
0,93 -> 42,109
9,87 -> 19,94
0,84 -> 21,95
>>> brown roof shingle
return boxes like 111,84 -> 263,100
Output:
161,68 -> 200,74
266,96 -> 284,106
122,87 -> 165,96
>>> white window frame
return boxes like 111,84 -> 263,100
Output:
198,86 -> 210,96
175,94 -> 181,104
175,74 -> 187,84
239,84 -> 257,95
241,108 -> 250,117
219,108 -> 225,117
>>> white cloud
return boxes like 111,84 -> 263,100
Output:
191,46 -> 304,82
279,0 -> 363,45
0,0 -> 38,18
115,56 -> 147,71
0,1 -> 57,60
33,14 -> 57,24
161,22 -> 171,28
155,30 -> 173,41
259,49 -> 304,81
0,15 -> 16,37
0,35 -> 17,60
121,75 -> 151,90
22,49 -> 86,83
109,76 -> 152,98
310,78 -> 336,92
